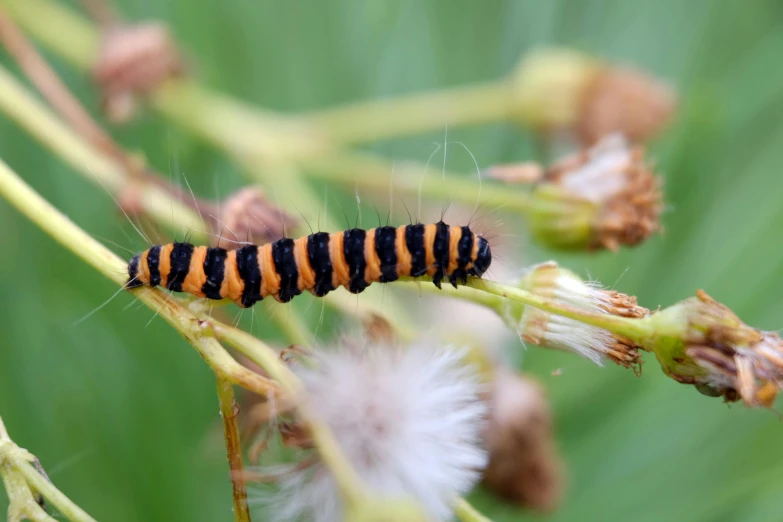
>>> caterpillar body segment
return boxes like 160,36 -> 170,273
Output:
127,222 -> 491,308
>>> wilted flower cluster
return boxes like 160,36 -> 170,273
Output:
515,261 -> 648,370
259,340 -> 488,522
647,290 -> 783,407
527,133 -> 664,251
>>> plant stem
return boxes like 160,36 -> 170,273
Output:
0,155 -> 278,398
213,324 -> 367,508
216,379 -> 251,522
307,151 -> 532,215
300,81 -> 513,145
453,497 -> 493,522
0,416 -> 96,522
0,62 -> 205,242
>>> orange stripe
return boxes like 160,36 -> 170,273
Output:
470,232 -> 480,270
447,226 -> 462,275
225,250 -> 244,306
395,225 -> 411,277
294,236 -> 315,292
182,246 -> 208,298
364,228 -> 381,284
138,249 -> 151,285
260,244 -> 280,299
330,231 -> 350,288
157,243 -> 174,288
424,223 -> 438,277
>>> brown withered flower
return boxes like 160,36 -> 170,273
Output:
214,186 -> 293,249
91,22 -> 185,123
527,133 -> 664,252
515,261 -> 647,371
647,290 -> 783,408
511,47 -> 676,145
483,369 -> 564,512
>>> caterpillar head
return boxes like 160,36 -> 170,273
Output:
472,236 -> 492,277
127,254 -> 144,288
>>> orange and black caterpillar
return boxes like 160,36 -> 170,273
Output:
127,221 -> 491,307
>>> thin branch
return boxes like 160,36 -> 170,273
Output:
216,378 -> 251,522
0,415 -> 96,522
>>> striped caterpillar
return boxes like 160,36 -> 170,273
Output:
127,221 -> 491,307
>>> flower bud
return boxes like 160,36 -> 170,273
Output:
527,133 -> 663,251
214,186 -> 293,249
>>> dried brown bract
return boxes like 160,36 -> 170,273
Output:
528,134 -> 664,251
91,22 -> 185,123
485,162 -> 544,184
483,370 -> 564,511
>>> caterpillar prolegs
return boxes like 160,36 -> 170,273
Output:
127,222 -> 492,307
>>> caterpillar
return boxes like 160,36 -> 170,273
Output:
127,221 -> 491,307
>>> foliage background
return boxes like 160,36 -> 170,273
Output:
1,0 -> 783,520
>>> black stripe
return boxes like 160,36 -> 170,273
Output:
375,226 -> 398,283
405,224 -> 426,277
469,236 -> 491,277
272,239 -> 301,302
235,245 -> 262,307
127,254 -> 143,288
307,232 -> 334,297
343,229 -> 368,293
167,242 -> 194,292
202,247 -> 228,300
431,221 -> 450,289
449,226 -> 474,287
147,245 -> 162,287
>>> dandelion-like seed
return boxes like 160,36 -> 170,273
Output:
263,341 -> 488,522
516,261 -> 647,369
647,290 -> 783,407
527,133 -> 664,251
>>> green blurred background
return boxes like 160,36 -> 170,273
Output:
2,0 -> 783,520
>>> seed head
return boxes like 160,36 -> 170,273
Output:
262,341 -> 488,522
483,369 -> 564,512
516,261 -> 647,370
91,22 -> 185,123
527,133 -> 664,251
646,290 -> 783,407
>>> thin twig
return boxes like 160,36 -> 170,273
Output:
216,378 -> 252,522
0,415 -> 96,522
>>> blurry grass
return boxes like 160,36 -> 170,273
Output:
2,0 -> 783,520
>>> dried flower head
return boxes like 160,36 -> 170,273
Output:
647,290 -> 783,407
91,22 -> 185,123
261,341 -> 488,522
515,261 -> 647,370
215,186 -> 293,249
577,64 -> 677,146
483,369 -> 564,512
527,133 -> 664,251
511,47 -> 676,145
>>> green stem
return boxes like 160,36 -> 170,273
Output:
306,152 -> 533,215
0,416 -> 96,522
0,61 -> 205,241
299,81 -> 513,144
0,154 -> 278,398
453,497 -> 493,522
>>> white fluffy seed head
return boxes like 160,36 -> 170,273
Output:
263,342 -> 488,522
